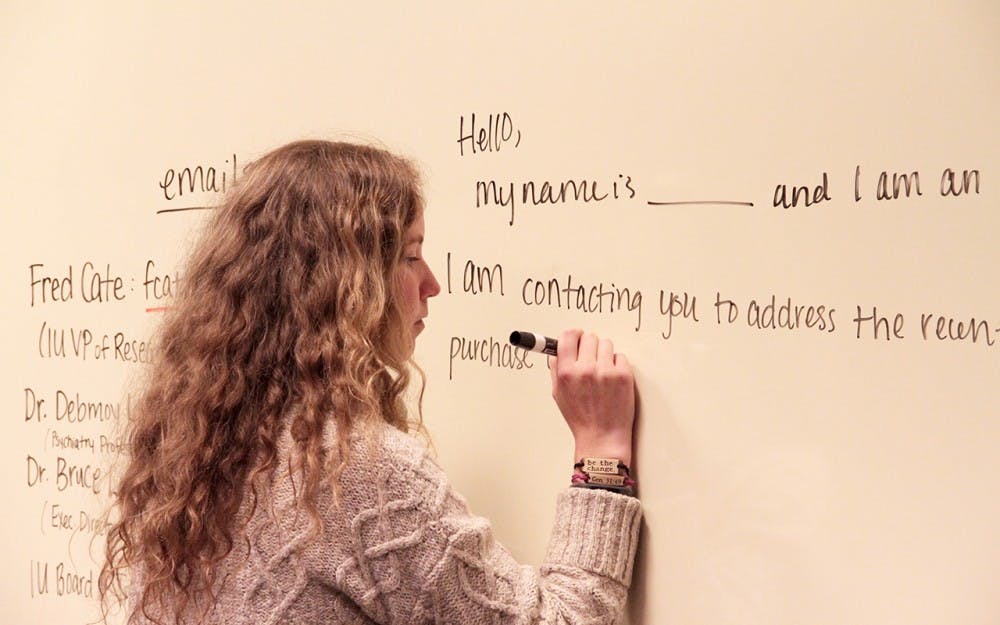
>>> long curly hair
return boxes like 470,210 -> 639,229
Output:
100,140 -> 425,624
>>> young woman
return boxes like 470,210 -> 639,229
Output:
101,140 -> 641,624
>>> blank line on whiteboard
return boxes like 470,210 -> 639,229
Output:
647,200 -> 754,207
156,206 -> 213,214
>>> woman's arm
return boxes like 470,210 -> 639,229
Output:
409,475 -> 641,624
310,329 -> 640,624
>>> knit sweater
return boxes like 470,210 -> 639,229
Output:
129,423 -> 642,624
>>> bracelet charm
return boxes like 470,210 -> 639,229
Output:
588,473 -> 626,487
572,457 -> 636,496
583,457 -> 620,475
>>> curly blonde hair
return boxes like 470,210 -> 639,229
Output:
100,140 -> 424,624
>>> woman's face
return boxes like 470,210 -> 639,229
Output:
396,212 -> 441,345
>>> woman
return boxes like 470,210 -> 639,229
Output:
101,140 -> 641,624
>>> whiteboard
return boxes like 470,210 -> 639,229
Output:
2,2 -> 998,624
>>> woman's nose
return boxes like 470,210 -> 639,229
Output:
422,265 -> 441,298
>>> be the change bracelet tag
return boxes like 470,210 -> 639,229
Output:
583,457 -> 620,475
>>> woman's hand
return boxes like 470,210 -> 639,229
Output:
549,329 -> 636,467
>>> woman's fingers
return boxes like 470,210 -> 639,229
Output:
577,331 -> 599,363
550,331 -> 619,370
558,329 -> 583,363
597,338 -> 614,368
552,329 -> 583,387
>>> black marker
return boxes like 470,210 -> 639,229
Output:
510,331 -> 558,356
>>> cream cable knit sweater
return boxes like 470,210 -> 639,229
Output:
129,423 -> 642,624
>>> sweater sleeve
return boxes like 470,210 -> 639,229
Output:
413,484 -> 642,625
392,434 -> 642,625
307,426 -> 642,625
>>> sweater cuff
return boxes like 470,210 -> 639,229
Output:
544,487 -> 642,586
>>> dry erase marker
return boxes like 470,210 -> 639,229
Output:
510,331 -> 557,356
